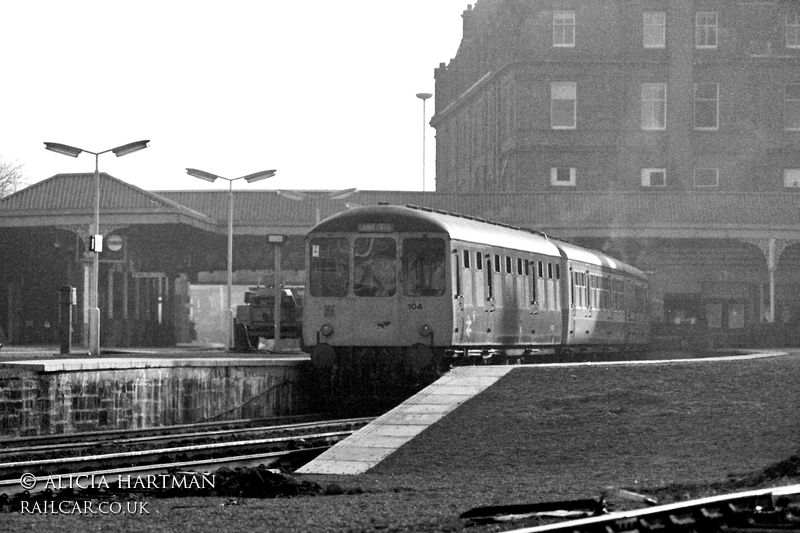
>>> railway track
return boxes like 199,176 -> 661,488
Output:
0,416 -> 372,462
491,484 -> 800,533
0,414 -> 330,450
0,417 -> 373,496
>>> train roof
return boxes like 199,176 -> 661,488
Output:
309,204 -> 646,279
309,204 -> 562,256
555,240 -> 647,279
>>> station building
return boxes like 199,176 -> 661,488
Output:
2,0 -> 800,350
428,0 -> 800,346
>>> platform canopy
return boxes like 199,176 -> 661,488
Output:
0,173 -> 217,232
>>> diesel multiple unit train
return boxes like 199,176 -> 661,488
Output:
302,204 -> 650,395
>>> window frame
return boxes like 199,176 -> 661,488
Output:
695,12 -> 718,49
551,81 -> 577,130
308,237 -> 350,297
641,83 -> 667,130
550,167 -> 576,187
401,237 -> 446,298
694,83 -> 719,131
694,168 -> 719,188
787,13 -> 800,48
784,169 -> 800,188
785,84 -> 800,131
643,11 -> 666,49
641,168 -> 667,187
553,10 -> 575,48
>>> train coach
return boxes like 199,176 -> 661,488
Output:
303,204 -> 649,390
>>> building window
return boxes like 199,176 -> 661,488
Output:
784,169 -> 800,188
785,84 -> 800,130
694,83 -> 719,130
694,168 -> 718,187
553,11 -> 575,47
641,168 -> 666,187
551,167 -> 576,186
787,13 -> 800,48
695,12 -> 718,48
551,82 -> 576,129
641,83 -> 666,130
644,11 -> 665,48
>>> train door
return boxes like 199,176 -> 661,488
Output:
496,253 -> 523,344
453,249 -> 467,342
529,257 -> 560,346
351,235 -> 400,346
472,251 -> 487,344
517,256 -> 532,344
485,251 -> 497,344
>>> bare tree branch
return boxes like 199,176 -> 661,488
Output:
0,157 -> 27,198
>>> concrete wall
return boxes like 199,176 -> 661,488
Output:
0,358 -> 312,437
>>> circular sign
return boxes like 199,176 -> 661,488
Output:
106,235 -> 124,252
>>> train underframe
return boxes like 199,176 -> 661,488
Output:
308,341 -> 649,416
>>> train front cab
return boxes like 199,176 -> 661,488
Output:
304,230 -> 452,374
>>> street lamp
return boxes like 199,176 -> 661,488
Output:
277,188 -> 357,224
186,167 -> 277,350
44,140 -> 150,356
416,92 -> 433,192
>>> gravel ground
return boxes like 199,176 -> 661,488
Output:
3,352 -> 799,532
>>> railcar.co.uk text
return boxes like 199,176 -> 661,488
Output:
17,472 -> 216,515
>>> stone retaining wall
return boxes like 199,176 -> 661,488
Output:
0,359 -> 312,436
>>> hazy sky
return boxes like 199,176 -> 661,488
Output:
2,1 -> 468,193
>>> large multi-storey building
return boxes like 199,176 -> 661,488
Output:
433,0 -> 800,194
429,0 -> 800,346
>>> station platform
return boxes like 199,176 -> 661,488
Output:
296,366 -> 515,475
0,345 -> 312,437
296,349 -> 791,476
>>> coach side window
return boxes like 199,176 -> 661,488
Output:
309,238 -> 350,297
403,238 -> 446,297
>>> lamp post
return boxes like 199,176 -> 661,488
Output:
44,140 -> 149,356
415,92 -> 432,192
277,188 -> 357,224
186,167 -> 277,350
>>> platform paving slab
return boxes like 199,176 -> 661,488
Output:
296,366 -> 514,475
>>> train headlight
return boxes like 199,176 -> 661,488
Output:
320,323 -> 334,337
418,324 -> 433,337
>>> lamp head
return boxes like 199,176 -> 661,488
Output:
416,93 -> 433,101
186,168 -> 220,183
243,169 -> 277,183
112,140 -> 149,157
44,142 -> 83,158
